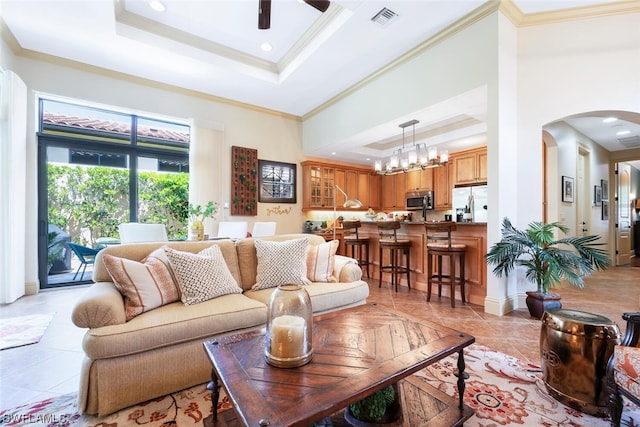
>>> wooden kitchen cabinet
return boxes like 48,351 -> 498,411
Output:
302,160 -> 375,211
406,168 -> 433,191
302,162 -> 335,209
356,171 -> 371,209
381,173 -> 406,211
433,163 -> 451,210
368,174 -> 380,210
451,147 -> 487,186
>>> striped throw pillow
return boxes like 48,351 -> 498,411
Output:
103,248 -> 179,321
306,240 -> 339,283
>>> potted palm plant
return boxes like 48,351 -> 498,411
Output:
485,217 -> 610,319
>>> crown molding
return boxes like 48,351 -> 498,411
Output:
0,19 -> 300,121
303,0 -> 640,121
501,0 -> 640,27
302,0 -> 501,121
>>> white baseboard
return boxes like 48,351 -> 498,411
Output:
484,294 -> 520,316
25,281 -> 39,295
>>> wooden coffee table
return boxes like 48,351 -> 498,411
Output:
203,303 -> 475,426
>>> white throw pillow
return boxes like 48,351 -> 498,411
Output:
165,245 -> 242,305
103,248 -> 180,321
252,238 -> 311,290
306,240 -> 339,283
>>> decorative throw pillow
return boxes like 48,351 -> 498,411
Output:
252,238 -> 311,290
164,245 -> 242,305
102,248 -> 180,321
306,240 -> 339,283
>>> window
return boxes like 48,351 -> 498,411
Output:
38,98 -> 190,288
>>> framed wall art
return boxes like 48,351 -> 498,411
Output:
594,185 -> 602,205
601,179 -> 609,200
562,176 -> 574,203
258,160 -> 297,203
602,200 -> 609,220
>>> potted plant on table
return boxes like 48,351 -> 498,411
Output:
188,201 -> 218,240
344,384 -> 402,426
485,217 -> 610,319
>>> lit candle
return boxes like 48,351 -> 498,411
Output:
270,315 -> 306,359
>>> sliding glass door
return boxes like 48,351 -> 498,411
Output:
37,98 -> 190,288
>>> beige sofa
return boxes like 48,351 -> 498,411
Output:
71,234 -> 369,416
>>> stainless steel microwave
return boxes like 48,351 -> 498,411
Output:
405,190 -> 434,211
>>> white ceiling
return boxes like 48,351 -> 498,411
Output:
2,0 -> 639,166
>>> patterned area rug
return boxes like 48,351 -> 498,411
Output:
1,344 -> 639,426
0,313 -> 56,351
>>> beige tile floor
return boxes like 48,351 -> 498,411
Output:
1,261 -> 639,412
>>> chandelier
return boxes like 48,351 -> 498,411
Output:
374,119 -> 448,175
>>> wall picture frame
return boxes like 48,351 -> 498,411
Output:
258,160 -> 297,203
562,176 -> 574,203
594,185 -> 602,205
602,200 -> 609,220
601,179 -> 609,200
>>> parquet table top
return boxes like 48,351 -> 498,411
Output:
203,303 -> 475,427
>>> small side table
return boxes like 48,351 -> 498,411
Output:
540,308 -> 621,417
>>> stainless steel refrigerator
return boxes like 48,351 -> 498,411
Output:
452,185 -> 488,223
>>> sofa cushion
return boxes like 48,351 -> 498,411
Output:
236,234 -> 328,291
102,248 -> 180,321
306,240 -> 339,283
82,293 -> 267,359
94,240 -> 241,286
165,246 -> 242,305
252,238 -> 311,290
245,280 -> 370,314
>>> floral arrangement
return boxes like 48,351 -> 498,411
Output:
188,201 -> 218,231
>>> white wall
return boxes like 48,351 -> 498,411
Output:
0,69 -> 28,302
302,10 -> 640,314
1,41 -> 306,293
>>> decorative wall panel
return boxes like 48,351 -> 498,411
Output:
231,146 -> 258,216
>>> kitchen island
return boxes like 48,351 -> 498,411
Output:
345,221 -> 487,306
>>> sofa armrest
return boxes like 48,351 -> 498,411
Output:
71,282 -> 127,328
621,312 -> 640,347
339,262 -> 363,282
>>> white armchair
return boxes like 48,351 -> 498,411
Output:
251,222 -> 277,237
118,223 -> 168,243
217,222 -> 248,239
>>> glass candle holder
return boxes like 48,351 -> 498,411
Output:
265,284 -> 313,368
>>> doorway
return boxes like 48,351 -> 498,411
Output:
616,163 -> 632,265
577,146 -> 591,236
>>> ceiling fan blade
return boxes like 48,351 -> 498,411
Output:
258,0 -> 271,30
303,0 -> 330,13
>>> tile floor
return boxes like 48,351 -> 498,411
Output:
1,261 -> 639,412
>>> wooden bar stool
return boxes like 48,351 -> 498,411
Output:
425,221 -> 466,307
342,220 -> 370,278
377,221 -> 411,292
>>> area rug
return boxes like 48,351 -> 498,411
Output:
0,313 -> 56,351
2,344 -> 639,426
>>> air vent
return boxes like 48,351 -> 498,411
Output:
618,135 -> 640,148
371,7 -> 397,26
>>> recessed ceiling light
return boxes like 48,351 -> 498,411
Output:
603,117 -> 618,123
331,152 -> 337,155
616,130 -> 631,136
149,0 -> 166,12
261,42 -> 273,52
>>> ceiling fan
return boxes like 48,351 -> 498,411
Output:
259,0 -> 331,30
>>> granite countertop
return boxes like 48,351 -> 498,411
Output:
359,220 -> 486,226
